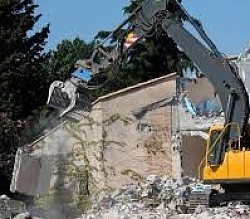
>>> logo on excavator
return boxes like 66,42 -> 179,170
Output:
124,32 -> 139,48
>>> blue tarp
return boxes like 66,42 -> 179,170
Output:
71,68 -> 92,82
183,97 -> 196,116
195,100 -> 221,115
183,97 -> 221,117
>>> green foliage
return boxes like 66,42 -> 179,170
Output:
120,0 -> 192,82
45,0 -> 194,101
0,0 -> 49,182
118,32 -> 179,83
0,113 -> 20,179
0,0 -> 50,119
46,37 -> 93,82
89,0 -> 193,98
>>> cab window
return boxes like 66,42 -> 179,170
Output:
208,130 -> 221,164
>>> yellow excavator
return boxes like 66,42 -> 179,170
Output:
47,0 -> 250,206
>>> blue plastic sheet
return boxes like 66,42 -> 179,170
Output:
195,100 -> 221,115
183,97 -> 196,116
183,96 -> 221,117
71,68 -> 92,82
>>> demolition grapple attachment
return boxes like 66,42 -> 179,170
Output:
47,77 -> 90,117
46,42 -> 123,117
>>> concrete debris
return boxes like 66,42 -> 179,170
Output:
1,175 -> 249,219
10,148 -> 52,196
237,41 -> 250,105
13,213 -> 43,219
182,95 -> 221,118
76,175 -> 250,219
0,194 -> 25,219
13,212 -> 32,219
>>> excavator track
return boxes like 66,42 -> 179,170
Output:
188,191 -> 210,213
187,185 -> 250,213
210,192 -> 250,206
210,184 -> 250,206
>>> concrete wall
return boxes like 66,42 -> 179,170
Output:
95,74 -> 176,188
181,136 -> 206,178
185,77 -> 220,104
15,74 -> 226,217
179,77 -> 224,178
16,75 -> 177,218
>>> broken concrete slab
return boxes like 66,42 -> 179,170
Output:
10,148 -> 52,196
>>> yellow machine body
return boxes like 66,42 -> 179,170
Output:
201,124 -> 250,184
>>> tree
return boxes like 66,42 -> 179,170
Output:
90,0 -> 193,95
120,0 -> 192,81
0,113 -> 20,194
46,37 -> 94,82
0,0 -> 50,119
0,0 -> 49,186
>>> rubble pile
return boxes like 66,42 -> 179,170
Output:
0,195 -> 25,218
0,175 -> 249,218
188,203 -> 250,219
76,175 -> 250,219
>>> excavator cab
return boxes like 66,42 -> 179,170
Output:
206,126 -> 224,167
201,123 -> 250,184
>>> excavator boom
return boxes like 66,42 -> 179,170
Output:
47,0 -> 249,134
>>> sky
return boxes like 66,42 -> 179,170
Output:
35,0 -> 250,55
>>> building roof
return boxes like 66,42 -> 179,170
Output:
92,73 -> 177,105
91,55 -> 238,105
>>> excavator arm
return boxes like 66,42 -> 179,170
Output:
47,0 -> 249,154
47,7 -> 142,116
128,0 -> 250,130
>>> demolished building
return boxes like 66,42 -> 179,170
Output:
12,40 -> 250,217
9,68 -> 229,218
